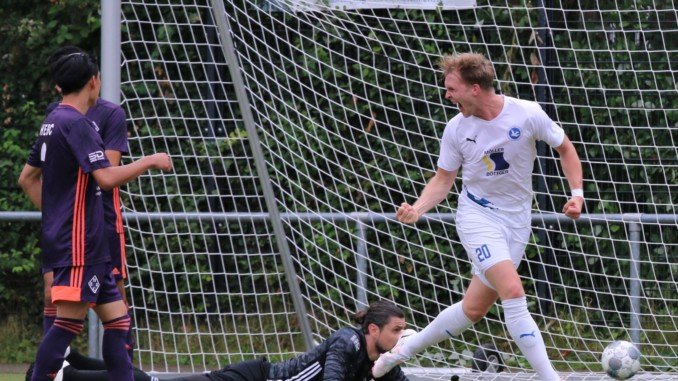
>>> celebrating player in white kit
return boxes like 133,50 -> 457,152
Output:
372,53 -> 584,381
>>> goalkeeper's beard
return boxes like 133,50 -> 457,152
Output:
376,341 -> 390,354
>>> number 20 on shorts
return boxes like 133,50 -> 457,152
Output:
475,244 -> 491,262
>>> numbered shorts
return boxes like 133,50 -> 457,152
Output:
51,262 -> 122,305
105,226 -> 127,282
456,210 -> 531,289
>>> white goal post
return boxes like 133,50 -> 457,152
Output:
112,0 -> 677,377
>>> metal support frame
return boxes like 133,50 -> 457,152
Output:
42,0 -> 663,359
209,0 -> 316,350
90,0 -> 123,359
5,209 -> 673,350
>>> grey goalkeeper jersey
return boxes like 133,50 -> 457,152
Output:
206,327 -> 408,381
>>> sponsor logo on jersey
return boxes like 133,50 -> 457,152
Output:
508,127 -> 521,140
88,275 -> 100,294
91,121 -> 100,132
40,123 -> 55,136
482,148 -> 510,176
88,150 -> 105,163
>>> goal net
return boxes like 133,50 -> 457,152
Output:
118,0 -> 677,376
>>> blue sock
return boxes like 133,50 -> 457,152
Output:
32,317 -> 84,381
102,315 -> 134,380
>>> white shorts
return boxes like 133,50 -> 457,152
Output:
456,206 -> 531,289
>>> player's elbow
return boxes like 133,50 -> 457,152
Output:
93,170 -> 116,191
18,171 -> 36,191
96,178 -> 115,192
17,175 -> 27,190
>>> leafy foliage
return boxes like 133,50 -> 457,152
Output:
0,0 -> 100,319
0,0 -> 675,370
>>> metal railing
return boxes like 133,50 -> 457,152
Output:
2,210 -> 676,355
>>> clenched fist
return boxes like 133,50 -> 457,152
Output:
562,196 -> 584,219
396,202 -> 420,224
150,153 -> 173,172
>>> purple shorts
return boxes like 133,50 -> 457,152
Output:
51,262 -> 122,305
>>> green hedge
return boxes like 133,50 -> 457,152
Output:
0,0 -> 100,318
0,1 -> 675,367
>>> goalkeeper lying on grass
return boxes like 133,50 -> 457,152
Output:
27,300 -> 411,381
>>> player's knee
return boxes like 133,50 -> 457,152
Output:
462,303 -> 490,322
498,282 -> 525,301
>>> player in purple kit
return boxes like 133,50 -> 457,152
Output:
44,83 -> 135,359
18,48 -> 172,381
21,45 -> 136,360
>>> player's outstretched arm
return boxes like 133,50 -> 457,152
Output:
92,153 -> 172,191
397,167 -> 457,224
18,164 -> 43,210
554,135 -> 584,219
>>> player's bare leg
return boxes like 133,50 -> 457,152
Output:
460,275 -> 499,321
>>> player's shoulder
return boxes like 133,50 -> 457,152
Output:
504,96 -> 542,113
94,98 -> 123,111
48,105 -> 87,125
441,113 -> 465,141
328,327 -> 363,353
45,101 -> 60,116
89,98 -> 125,118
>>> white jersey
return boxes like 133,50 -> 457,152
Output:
437,96 -> 565,226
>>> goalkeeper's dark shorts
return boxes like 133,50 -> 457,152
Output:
205,359 -> 270,381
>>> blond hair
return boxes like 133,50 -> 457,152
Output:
438,53 -> 495,90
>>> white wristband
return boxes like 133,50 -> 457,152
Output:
571,188 -> 584,198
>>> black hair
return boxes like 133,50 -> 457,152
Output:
353,300 -> 405,333
47,46 -> 99,95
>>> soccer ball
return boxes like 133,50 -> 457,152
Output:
601,340 -> 641,380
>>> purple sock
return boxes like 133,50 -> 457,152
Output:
42,306 -> 57,336
102,315 -> 133,381
32,317 -> 84,381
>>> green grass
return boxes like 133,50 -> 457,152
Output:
0,374 -> 24,381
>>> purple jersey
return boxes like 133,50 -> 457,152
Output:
46,99 -> 129,234
27,105 -> 111,268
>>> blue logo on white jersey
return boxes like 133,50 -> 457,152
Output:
482,148 -> 510,176
508,127 -> 521,140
